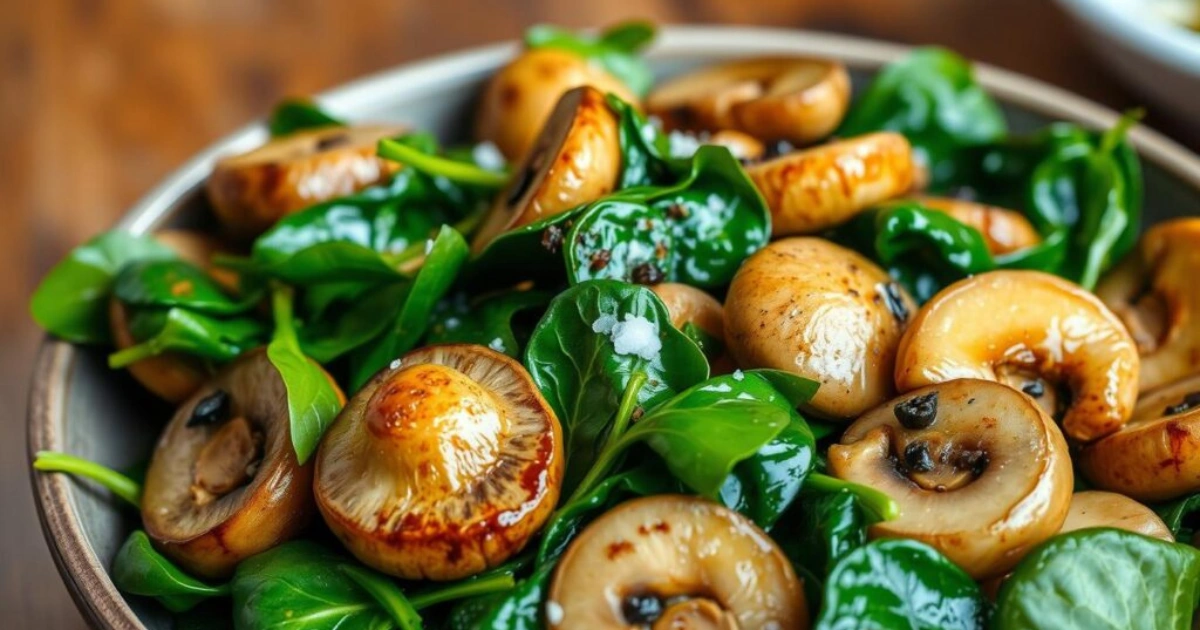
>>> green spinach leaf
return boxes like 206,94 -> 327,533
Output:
299,282 -> 406,363
267,99 -> 344,137
113,259 -> 258,315
108,307 -> 266,368
425,289 -> 553,358
525,21 -> 656,97
1156,494 -> 1200,541
112,531 -> 228,613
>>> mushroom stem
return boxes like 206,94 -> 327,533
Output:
565,370 -> 648,504
377,138 -> 508,188
805,472 -> 900,522
33,451 -> 142,508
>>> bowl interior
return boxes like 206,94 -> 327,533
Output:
29,26 -> 1200,630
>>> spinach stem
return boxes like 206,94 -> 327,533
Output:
339,565 -> 422,629
408,573 -> 516,609
269,283 -> 299,347
107,342 -> 159,369
564,371 -> 648,505
34,451 -> 142,507
807,472 -> 900,523
378,139 -> 508,189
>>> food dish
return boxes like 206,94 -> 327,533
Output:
27,23 -> 1200,630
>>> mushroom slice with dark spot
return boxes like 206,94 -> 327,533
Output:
828,380 -> 1073,579
314,344 -> 563,581
141,349 -> 330,579
913,196 -> 1041,256
206,124 -> 406,239
547,495 -> 807,629
1096,218 -> 1200,392
647,57 -> 850,146
745,133 -> 920,236
895,270 -> 1140,442
471,86 -> 621,254
724,238 -> 916,420
1060,491 -> 1173,541
1079,373 -> 1200,502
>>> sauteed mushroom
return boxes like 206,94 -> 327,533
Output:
827,380 -> 1072,579
914,196 -> 1041,256
1060,491 -> 1173,541
141,349 -> 334,579
477,48 -> 638,162
314,344 -> 563,580
647,57 -> 850,146
1078,373 -> 1200,502
725,238 -> 916,420
745,133 -> 919,236
207,124 -> 405,239
895,270 -> 1139,442
651,282 -> 735,374
546,495 -> 807,629
472,86 -> 621,253
1096,218 -> 1200,392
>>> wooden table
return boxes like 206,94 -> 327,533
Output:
2,0 -> 1191,626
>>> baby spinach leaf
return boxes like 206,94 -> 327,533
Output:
565,198 -> 674,285
779,490 -> 868,581
113,259 -> 258,315
996,528 -> 1200,630
30,230 -> 175,343
1156,494 -> 1200,541
32,451 -> 142,507
267,98 -> 344,137
426,289 -> 553,358
525,21 -> 656,97
720,411 -> 817,530
267,284 -> 343,465
816,538 -> 986,630
606,94 -> 676,188
347,226 -> 470,389
112,531 -> 228,613
463,207 -> 579,287
107,307 -> 267,368
838,47 -> 1006,187
338,565 -> 422,630
299,282 -> 406,363
460,562 -> 555,630
524,279 -> 708,492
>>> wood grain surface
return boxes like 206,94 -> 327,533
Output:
1,0 -> 1193,625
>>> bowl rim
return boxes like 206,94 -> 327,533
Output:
1056,0 -> 1200,74
27,24 -> 1200,630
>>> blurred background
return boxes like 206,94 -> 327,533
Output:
3,0 -> 1196,625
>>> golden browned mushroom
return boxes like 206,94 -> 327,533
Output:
207,124 -> 405,239
1096,218 -> 1200,392
314,344 -> 563,580
828,380 -> 1073,579
746,133 -> 919,236
914,196 -> 1041,256
141,349 -> 334,579
895,270 -> 1139,442
1078,373 -> 1200,501
651,283 -> 736,375
472,86 -> 621,253
724,238 -> 916,420
647,57 -> 850,146
546,495 -> 807,629
476,47 -> 638,162
1060,491 -> 1173,541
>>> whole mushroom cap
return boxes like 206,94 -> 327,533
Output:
314,344 -> 563,581
547,495 -> 808,629
827,379 -> 1073,579
724,237 -> 916,420
1060,491 -> 1173,541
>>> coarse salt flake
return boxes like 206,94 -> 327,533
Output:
546,600 -> 564,625
610,314 -> 661,360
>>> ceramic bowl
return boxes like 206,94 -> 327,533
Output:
27,25 -> 1200,630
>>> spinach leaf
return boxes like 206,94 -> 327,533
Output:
816,538 -> 986,630
338,565 -> 422,630
347,226 -> 470,389
996,528 -> 1200,630
456,563 -> 555,630
32,451 -> 142,507
565,198 -> 674,285
267,98 -> 344,137
30,230 -> 175,343
266,284 -> 343,465
838,47 -> 1006,187
523,279 -> 708,492
525,21 -> 656,97
112,531 -> 228,613
720,411 -> 817,530
1156,494 -> 1200,541
606,94 -> 676,188
299,282 -> 406,363
107,307 -> 267,368
113,259 -> 258,315
779,490 -> 868,580
426,289 -> 553,358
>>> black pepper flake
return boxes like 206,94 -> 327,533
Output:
957,449 -> 990,476
1165,391 -> 1200,416
904,441 -> 935,473
665,203 -> 689,220
540,225 -> 564,253
621,593 -> 664,625
895,392 -> 938,429
1021,380 -> 1045,398
188,390 -> 231,428
631,263 -> 664,285
590,250 -> 612,271
881,282 -> 910,323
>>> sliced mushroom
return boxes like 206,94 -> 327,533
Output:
207,124 -> 405,239
141,349 -> 333,578
746,133 -> 919,236
895,270 -> 1139,442
547,495 -> 807,629
1078,373 -> 1200,502
1096,218 -> 1200,392
914,196 -> 1041,256
647,57 -> 850,146
472,86 -> 621,253
828,379 -> 1073,579
1060,491 -> 1173,541
476,47 -> 638,162
314,344 -> 563,580
725,238 -> 916,420
651,283 -> 735,374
